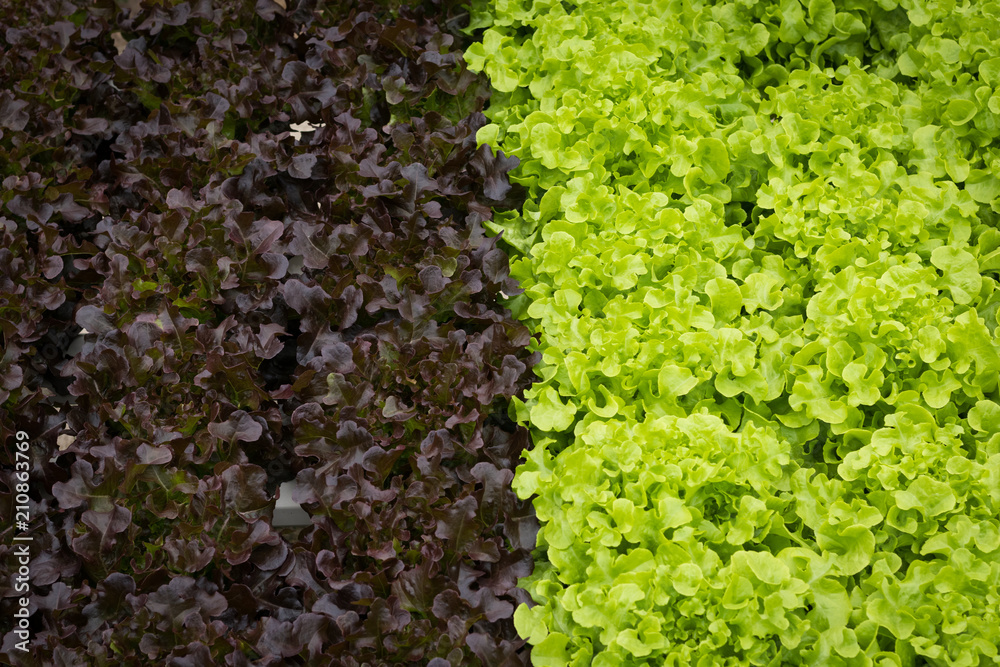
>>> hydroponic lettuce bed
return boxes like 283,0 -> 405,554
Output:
467,0 -> 1000,665
1,0 -> 536,664
2,0 -> 1000,666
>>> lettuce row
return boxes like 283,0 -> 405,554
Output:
0,0 -> 537,663
468,0 -> 1000,664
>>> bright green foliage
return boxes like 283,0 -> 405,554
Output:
468,0 -> 1000,664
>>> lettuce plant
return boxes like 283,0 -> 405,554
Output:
0,0 -> 537,664
469,0 -> 1000,664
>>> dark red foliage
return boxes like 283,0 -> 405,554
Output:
0,0 -> 537,664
